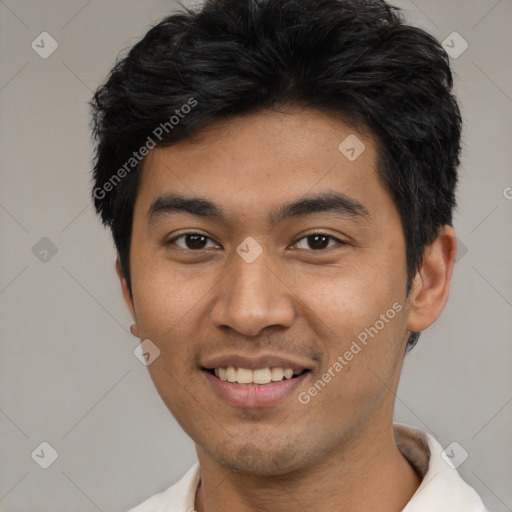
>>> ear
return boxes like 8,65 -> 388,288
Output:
406,225 -> 457,334
115,258 -> 140,338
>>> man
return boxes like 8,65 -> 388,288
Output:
90,0 -> 488,510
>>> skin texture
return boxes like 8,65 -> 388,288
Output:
117,108 -> 457,512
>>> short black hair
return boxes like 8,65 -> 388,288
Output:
90,0 -> 462,351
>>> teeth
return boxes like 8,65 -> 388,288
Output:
270,367 -> 284,381
213,366 -> 301,384
253,368 -> 272,384
236,368 -> 253,384
226,366 -> 237,383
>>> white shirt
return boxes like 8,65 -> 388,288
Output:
127,423 -> 488,512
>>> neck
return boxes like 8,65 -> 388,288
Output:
194,422 -> 421,512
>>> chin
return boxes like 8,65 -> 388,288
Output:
206,439 -> 314,476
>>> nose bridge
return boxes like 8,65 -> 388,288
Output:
232,250 -> 274,303
210,244 -> 295,336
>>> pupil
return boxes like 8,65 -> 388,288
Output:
309,235 -> 328,250
187,234 -> 206,249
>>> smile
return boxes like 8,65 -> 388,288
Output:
210,366 -> 307,385
202,366 -> 311,407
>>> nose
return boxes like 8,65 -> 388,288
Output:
210,250 -> 296,337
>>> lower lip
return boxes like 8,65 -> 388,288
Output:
202,370 -> 309,407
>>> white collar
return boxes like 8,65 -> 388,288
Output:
395,423 -> 488,511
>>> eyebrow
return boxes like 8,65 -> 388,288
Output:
147,191 -> 370,226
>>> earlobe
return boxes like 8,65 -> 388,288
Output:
406,225 -> 457,334
115,259 -> 140,338
130,323 -> 140,338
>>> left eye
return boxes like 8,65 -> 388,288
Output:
292,233 -> 343,251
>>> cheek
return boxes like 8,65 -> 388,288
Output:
302,262 -> 402,330
299,259 -> 408,384
130,258 -> 202,343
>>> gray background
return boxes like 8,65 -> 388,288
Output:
1,0 -> 511,511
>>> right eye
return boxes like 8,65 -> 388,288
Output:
166,233 -> 220,251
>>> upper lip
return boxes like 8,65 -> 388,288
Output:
201,353 -> 312,372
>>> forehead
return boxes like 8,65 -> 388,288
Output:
135,108 -> 392,223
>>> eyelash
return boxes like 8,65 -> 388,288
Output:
166,232 -> 346,252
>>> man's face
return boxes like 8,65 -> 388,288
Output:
125,109 -> 412,475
